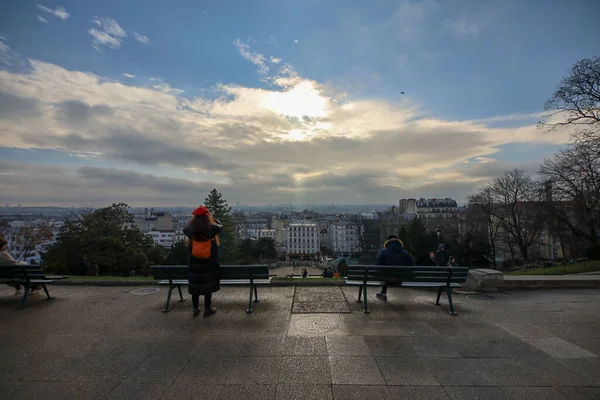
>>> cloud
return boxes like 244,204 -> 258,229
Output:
36,3 -> 70,21
0,57 -> 573,205
233,39 -> 269,75
270,56 -> 282,64
203,9 -> 208,15
88,17 -> 127,51
133,32 -> 150,45
122,73 -> 135,78
36,15 -> 49,24
294,39 -> 299,44
0,37 -> 12,65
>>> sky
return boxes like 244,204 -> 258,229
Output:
0,0 -> 598,207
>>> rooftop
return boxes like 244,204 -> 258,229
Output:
1,285 -> 598,399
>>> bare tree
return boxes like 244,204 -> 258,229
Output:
487,169 -> 545,260
468,187 -> 501,264
539,140 -> 600,246
540,56 -> 600,130
349,213 -> 365,254
0,221 -> 53,261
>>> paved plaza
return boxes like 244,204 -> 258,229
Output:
0,284 -> 599,399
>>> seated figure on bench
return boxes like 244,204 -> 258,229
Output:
184,206 -> 223,318
375,235 -> 414,301
0,235 -> 26,292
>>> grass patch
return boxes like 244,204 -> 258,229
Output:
506,260 -> 600,276
61,275 -> 155,281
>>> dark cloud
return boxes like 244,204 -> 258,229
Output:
0,92 -> 41,119
456,160 -> 540,179
19,128 -> 239,173
56,100 -> 112,126
0,161 -> 488,206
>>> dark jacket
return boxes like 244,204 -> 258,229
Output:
184,222 -> 223,296
375,239 -> 414,266
434,249 -> 450,266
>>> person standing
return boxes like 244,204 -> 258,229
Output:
183,206 -> 223,318
434,244 -> 451,266
375,235 -> 414,301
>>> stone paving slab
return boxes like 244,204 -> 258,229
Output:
292,287 -> 350,313
1,285 -> 599,399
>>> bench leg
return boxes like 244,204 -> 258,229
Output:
362,284 -> 369,314
177,285 -> 186,303
20,284 -> 30,308
434,287 -> 443,305
446,287 -> 457,316
247,284 -> 254,313
42,283 -> 52,300
253,285 -> 259,303
163,285 -> 174,313
357,286 -> 363,302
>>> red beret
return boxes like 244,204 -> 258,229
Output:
192,206 -> 209,216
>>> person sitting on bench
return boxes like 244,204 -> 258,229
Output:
0,235 -> 28,292
376,235 -> 414,301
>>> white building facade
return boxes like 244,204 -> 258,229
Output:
287,221 -> 319,257
328,221 -> 362,255
247,228 -> 276,240
148,231 -> 176,248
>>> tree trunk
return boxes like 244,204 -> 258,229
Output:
519,244 -> 529,261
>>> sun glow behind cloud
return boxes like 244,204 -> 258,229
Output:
0,38 -> 573,205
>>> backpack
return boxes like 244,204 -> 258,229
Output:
191,238 -> 213,259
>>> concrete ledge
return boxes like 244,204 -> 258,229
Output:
501,275 -> 600,290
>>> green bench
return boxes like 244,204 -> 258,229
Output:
0,265 -> 66,307
345,265 -> 469,315
151,265 -> 272,313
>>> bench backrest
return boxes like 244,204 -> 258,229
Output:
151,265 -> 270,281
221,265 -> 270,280
0,265 -> 47,282
346,265 -> 469,285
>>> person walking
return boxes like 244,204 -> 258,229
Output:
434,244 -> 451,266
183,206 -> 223,318
376,235 -> 414,301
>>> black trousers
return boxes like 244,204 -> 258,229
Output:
192,292 -> 212,309
380,283 -> 402,294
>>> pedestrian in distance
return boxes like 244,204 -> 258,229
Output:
376,235 -> 414,301
434,244 -> 451,266
183,206 -> 223,318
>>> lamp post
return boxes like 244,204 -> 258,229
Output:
436,225 -> 442,247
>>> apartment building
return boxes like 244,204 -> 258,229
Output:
287,221 -> 319,257
328,220 -> 362,255
398,198 -> 459,219
135,208 -> 174,232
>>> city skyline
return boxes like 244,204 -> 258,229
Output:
1,1 -> 597,206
